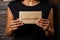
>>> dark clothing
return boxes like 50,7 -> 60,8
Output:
8,1 -> 52,40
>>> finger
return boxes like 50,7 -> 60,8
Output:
10,21 -> 22,26
40,18 -> 44,21
36,22 -> 42,27
11,20 -> 24,25
38,18 -> 48,21
10,22 -> 19,25
38,19 -> 49,24
11,19 -> 20,23
11,24 -> 21,28
36,23 -> 47,30
37,23 -> 48,30
18,18 -> 23,22
16,19 -> 20,22
10,22 -> 24,29
36,19 -> 43,23
37,18 -> 43,21
36,23 -> 49,27
19,21 -> 24,24
42,24 -> 49,27
37,18 -> 47,23
17,19 -> 24,24
38,21 -> 44,23
44,19 -> 49,22
12,27 -> 18,30
43,20 -> 49,24
20,23 -> 24,26
10,20 -> 17,23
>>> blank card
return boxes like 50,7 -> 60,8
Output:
19,11 -> 42,24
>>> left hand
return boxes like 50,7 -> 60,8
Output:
36,18 -> 50,31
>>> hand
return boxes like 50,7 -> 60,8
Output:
36,18 -> 50,31
10,19 -> 24,31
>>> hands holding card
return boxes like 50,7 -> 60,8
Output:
10,18 -> 49,31
9,11 -> 50,31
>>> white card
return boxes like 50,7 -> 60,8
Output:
19,11 -> 42,24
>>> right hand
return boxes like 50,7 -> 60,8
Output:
10,19 -> 24,31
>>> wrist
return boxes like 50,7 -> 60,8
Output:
44,26 -> 50,31
10,27 -> 13,32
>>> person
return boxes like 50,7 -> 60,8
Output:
5,0 -> 54,40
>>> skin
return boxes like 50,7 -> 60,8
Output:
5,0 -> 54,36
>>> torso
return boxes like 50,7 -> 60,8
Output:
8,1 -> 52,40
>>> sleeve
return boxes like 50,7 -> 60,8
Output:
8,1 -> 15,16
42,2 -> 52,19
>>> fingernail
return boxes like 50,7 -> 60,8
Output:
38,19 -> 40,21
16,19 -> 19,21
21,23 -> 24,26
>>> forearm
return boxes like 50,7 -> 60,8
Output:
5,27 -> 13,37
45,27 -> 54,36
